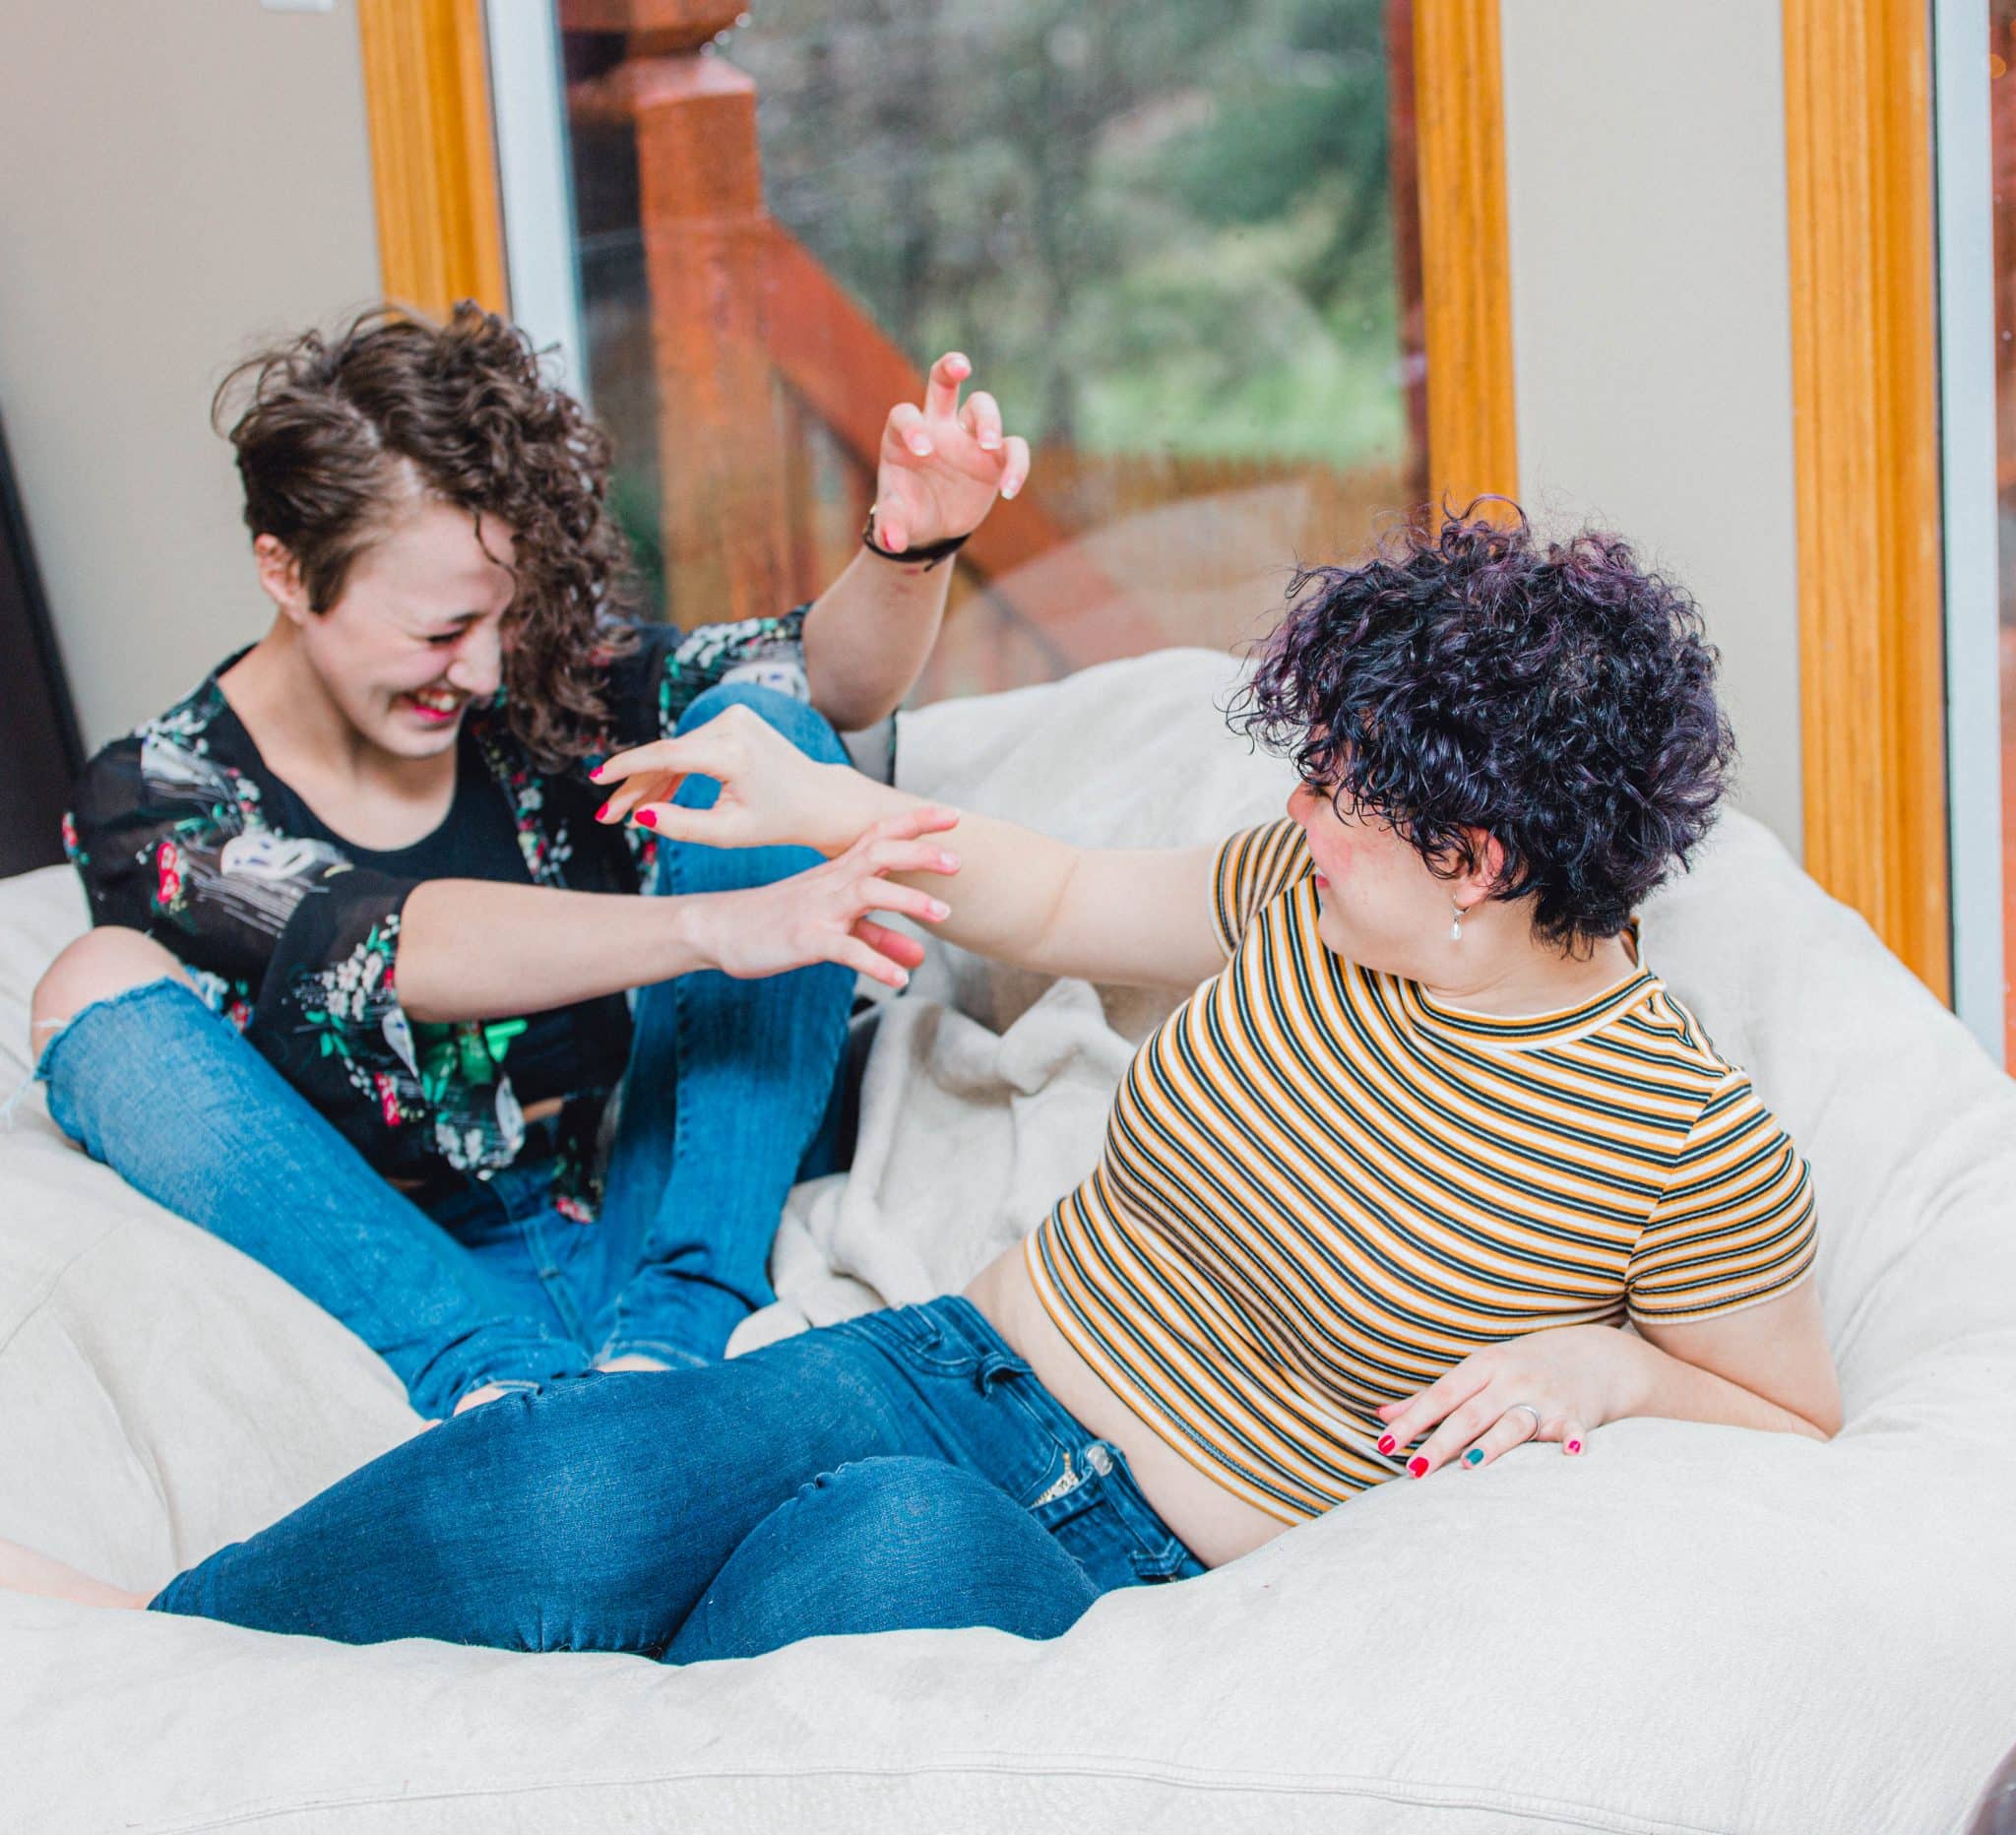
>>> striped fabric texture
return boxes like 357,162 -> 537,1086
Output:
1026,819 -> 1818,1523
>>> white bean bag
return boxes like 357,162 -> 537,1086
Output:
2,649 -> 2012,1834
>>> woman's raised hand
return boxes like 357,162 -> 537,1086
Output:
688,804 -> 961,989
593,702 -> 889,855
870,351 -> 1033,555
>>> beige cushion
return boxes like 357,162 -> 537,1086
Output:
3,648 -> 2013,1832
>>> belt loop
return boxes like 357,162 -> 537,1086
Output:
974,1348 -> 1017,1393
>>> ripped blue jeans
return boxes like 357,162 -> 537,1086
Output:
152,1296 -> 1205,1660
35,684 -> 854,1418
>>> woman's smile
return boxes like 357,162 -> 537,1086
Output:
398,685 -> 470,727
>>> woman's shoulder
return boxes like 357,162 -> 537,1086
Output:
75,662 -> 248,802
1606,974 -> 1775,1116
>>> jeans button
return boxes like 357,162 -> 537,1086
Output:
1086,1442 -> 1114,1477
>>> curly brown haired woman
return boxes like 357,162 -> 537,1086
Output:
27,303 -> 1029,1419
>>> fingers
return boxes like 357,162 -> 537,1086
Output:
1560,1420 -> 1588,1457
598,774 -> 685,825
960,389 -> 1003,454
1000,433 -> 1032,500
923,350 -> 970,421
1374,1362 -> 1489,1472
850,803 -> 963,854
845,838 -> 962,887
852,917 -> 928,972
591,716 -> 740,798
615,798 -> 715,844
851,876 -> 951,927
1456,1406 -> 1547,1473
834,933 -> 913,990
1409,1391 -> 1504,1477
886,401 -> 933,461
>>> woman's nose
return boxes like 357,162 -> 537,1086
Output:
444,637 -> 501,697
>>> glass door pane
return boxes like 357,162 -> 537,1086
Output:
557,0 -> 1421,702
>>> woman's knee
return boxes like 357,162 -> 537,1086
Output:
666,1456 -> 1100,1664
675,681 -> 846,768
30,927 -> 190,1045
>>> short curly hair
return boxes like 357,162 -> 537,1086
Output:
1227,505 -> 1736,949
214,302 -> 634,767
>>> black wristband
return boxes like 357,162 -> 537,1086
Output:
862,506 -> 971,572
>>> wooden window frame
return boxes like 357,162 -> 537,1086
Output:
1414,0 -> 1519,510
356,0 -> 509,318
1783,0 -> 1951,1001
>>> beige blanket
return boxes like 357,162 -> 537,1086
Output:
3,648 -> 2012,1833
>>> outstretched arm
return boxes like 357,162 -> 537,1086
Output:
395,803 -> 958,1021
593,703 -> 1228,991
799,352 -> 1032,730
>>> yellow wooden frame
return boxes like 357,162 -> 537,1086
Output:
1783,0 -> 1950,999
356,0 -> 509,318
1415,0 -> 1519,509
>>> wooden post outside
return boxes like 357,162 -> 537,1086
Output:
565,3 -> 790,628
1783,0 -> 1950,1000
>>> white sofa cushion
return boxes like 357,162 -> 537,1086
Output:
2,648 -> 2012,1833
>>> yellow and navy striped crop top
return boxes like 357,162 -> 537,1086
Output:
1024,819 -> 1818,1523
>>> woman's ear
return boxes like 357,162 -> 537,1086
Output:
1455,829 -> 1508,902
252,535 -> 311,624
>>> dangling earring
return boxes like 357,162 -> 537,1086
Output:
1449,901 -> 1467,943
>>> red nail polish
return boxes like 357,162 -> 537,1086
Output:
1407,1456 -> 1428,1479
595,801 -> 609,821
1376,1434 -> 1397,1455
590,764 -> 605,781
1567,1439 -> 1583,1455
636,809 -> 657,829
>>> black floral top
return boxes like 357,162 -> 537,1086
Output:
65,612 -> 811,1219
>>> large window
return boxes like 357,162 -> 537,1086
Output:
560,0 -> 1421,702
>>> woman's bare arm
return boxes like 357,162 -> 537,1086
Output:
798,353 -> 1032,730
594,706 -> 1228,991
1627,1277 -> 1842,1438
395,805 -> 959,1022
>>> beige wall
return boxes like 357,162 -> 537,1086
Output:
1499,0 -> 1804,857
0,2 -> 381,751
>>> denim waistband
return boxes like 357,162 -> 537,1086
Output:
851,1293 -> 1202,1580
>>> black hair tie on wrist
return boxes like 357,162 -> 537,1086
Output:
862,505 -> 971,571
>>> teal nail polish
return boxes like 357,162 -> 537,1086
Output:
1464,1448 -> 1484,1467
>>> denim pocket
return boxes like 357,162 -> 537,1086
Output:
1024,1434 -> 1203,1588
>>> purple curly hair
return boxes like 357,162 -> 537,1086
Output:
1227,504 -> 1736,950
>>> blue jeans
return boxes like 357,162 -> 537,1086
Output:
36,684 -> 855,1419
152,1297 -> 1204,1660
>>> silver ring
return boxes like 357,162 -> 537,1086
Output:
1505,1402 -> 1543,1440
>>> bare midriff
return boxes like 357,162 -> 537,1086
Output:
965,1245 -> 1289,1569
